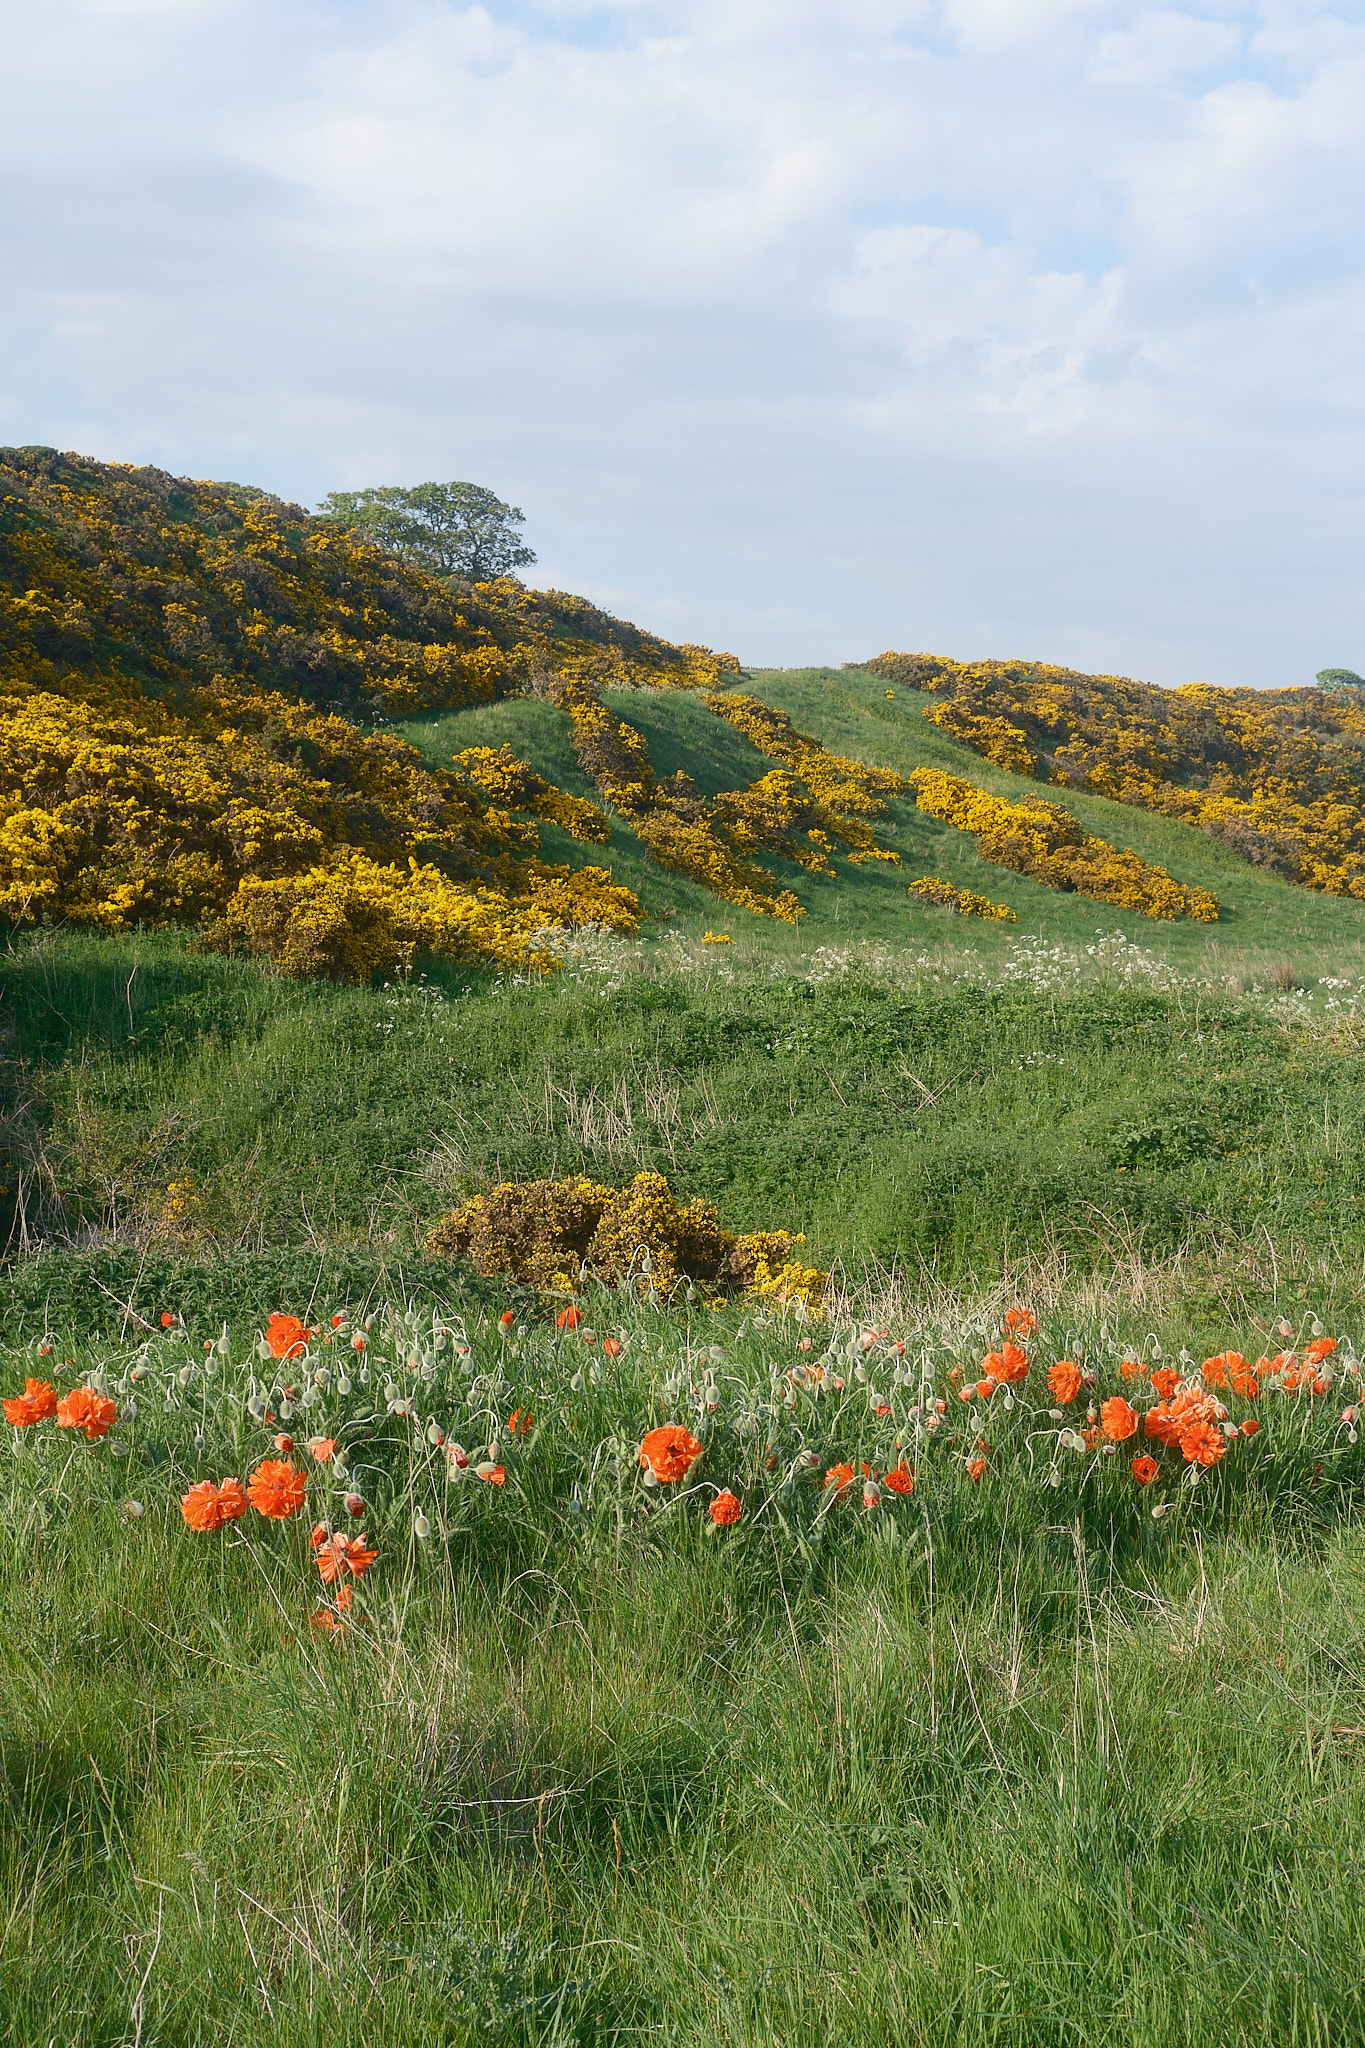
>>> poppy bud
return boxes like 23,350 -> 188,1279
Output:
413,1512 -> 431,1539
345,1493 -> 365,1517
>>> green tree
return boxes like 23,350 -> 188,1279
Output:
1316,667 -> 1364,689
317,481 -> 536,582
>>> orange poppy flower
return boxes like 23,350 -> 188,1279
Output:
602,1337 -> 621,1358
160,1311 -> 176,1329
476,1462 -> 506,1484
4,1377 -> 58,1426
1130,1454 -> 1160,1486
344,1491 -> 366,1516
975,1376 -> 997,1400
967,1455 -> 988,1483
708,1490 -> 742,1525
823,1461 -> 856,1499
1003,1307 -> 1037,1336
311,1528 -> 377,1582
310,1438 -> 338,1464
1101,1397 -> 1139,1443
265,1313 -> 316,1361
1150,1366 -> 1180,1399
274,1433 -> 295,1454
1081,1424 -> 1102,1450
1180,1420 -> 1226,1467
983,1343 -> 1029,1384
640,1425 -> 703,1483
181,1477 -> 249,1530
1144,1402 -> 1178,1444
1048,1360 -> 1082,1404
1305,1336 -> 1338,1364
1241,1419 -> 1260,1436
1227,1359 -> 1261,1399
884,1462 -> 915,1495
1119,1359 -> 1150,1382
557,1305 -> 583,1330
246,1457 -> 307,1518
508,1408 -> 534,1436
331,1313 -> 347,1329
55,1386 -> 117,1439
1201,1352 -> 1243,1390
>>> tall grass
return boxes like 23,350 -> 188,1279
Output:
9,928 -> 1365,1324
4,1283 -> 1364,2045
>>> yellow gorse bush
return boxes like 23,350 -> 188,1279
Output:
425,1169 -> 828,1311
1,450 -> 754,970
452,745 -> 610,843
907,875 -> 1016,921
909,768 -> 1220,922
859,649 -> 1365,902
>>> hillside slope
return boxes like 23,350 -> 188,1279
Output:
398,668 -> 1365,971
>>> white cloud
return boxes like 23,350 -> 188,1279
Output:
1,0 -> 1364,682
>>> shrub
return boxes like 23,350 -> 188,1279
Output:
909,768 -> 1220,922
425,1170 -> 827,1308
908,876 -> 1016,920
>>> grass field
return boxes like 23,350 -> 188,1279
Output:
9,667 -> 1365,2045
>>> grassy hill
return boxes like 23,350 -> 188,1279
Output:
397,665 -> 1365,973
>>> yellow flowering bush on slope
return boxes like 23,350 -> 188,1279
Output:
451,745 -> 610,843
859,649 -> 1365,901
910,769 -> 1220,922
426,1169 -> 828,1310
907,876 -> 1016,921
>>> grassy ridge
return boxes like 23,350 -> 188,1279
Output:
397,667 -> 1365,969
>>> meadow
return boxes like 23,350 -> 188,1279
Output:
7,918 -> 1365,2045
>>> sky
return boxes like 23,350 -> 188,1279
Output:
2,0 -> 1364,683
